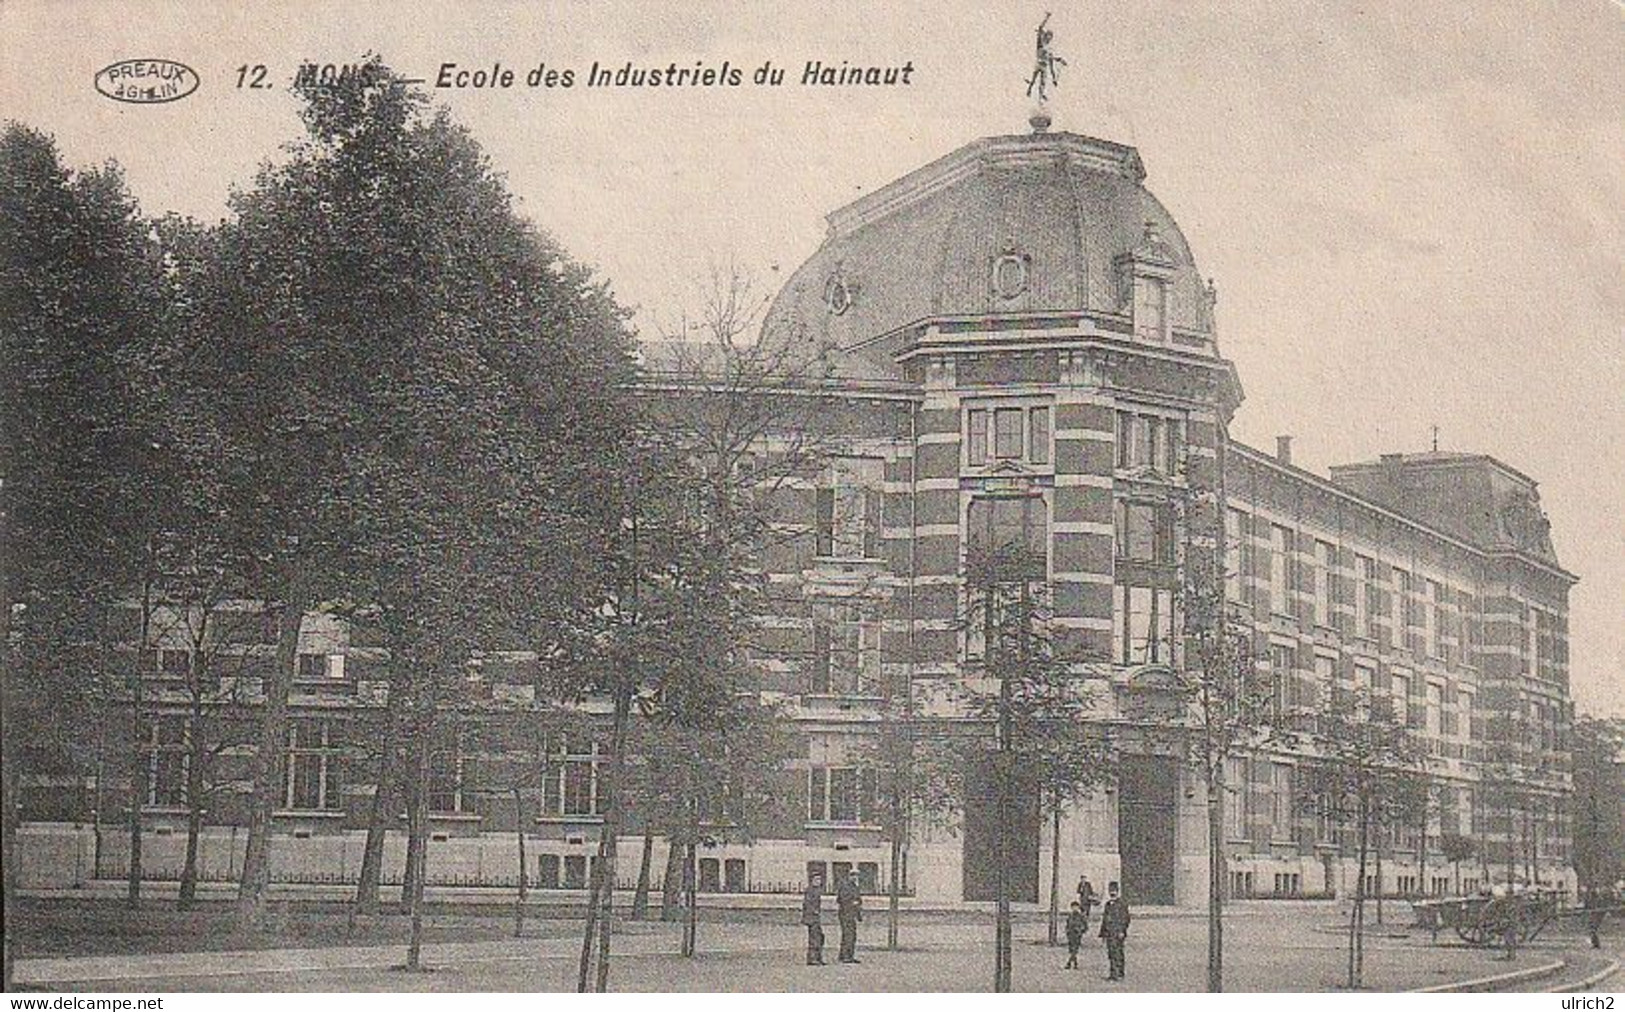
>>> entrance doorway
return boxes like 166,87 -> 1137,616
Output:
1117,755 -> 1178,905
961,754 -> 1040,902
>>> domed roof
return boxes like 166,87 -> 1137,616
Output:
765,130 -> 1214,382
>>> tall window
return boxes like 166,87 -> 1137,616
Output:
809,601 -> 880,696
1269,643 -> 1294,719
1224,509 -> 1244,604
1314,654 -> 1335,703
1389,672 -> 1410,726
542,734 -> 602,818
966,405 -> 1052,467
807,766 -> 878,824
1354,660 -> 1376,700
285,718 -> 343,811
1424,579 -> 1441,658
966,496 -> 1047,580
1268,525 -> 1290,615
993,408 -> 1023,459
1353,555 -> 1370,635
1395,570 -> 1414,629
1271,763 -> 1293,840
1314,540 -> 1336,627
1116,585 -> 1175,664
429,732 -> 467,815
146,716 -> 188,808
1114,500 -> 1173,564
816,457 -> 883,559
1226,757 -> 1247,840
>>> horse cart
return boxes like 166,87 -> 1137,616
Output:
1414,889 -> 1623,947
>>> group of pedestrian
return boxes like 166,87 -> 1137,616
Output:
802,869 -> 865,966
799,869 -> 1132,983
1065,875 -> 1132,981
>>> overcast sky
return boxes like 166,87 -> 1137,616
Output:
4,0 -> 1621,716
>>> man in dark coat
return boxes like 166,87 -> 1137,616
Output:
1098,881 -> 1131,981
836,869 -> 864,963
802,870 -> 826,965
1076,874 -> 1097,926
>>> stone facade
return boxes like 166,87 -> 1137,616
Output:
17,127 -> 1576,908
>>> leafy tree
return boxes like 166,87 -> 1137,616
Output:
1,123 -> 168,985
1173,453 -> 1271,994
954,538 -> 1105,991
566,269 -> 834,991
1571,715 -> 1625,902
187,56 -> 637,939
1440,832 -> 1475,895
1292,688 -> 1429,989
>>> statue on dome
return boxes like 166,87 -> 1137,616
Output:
1026,13 -> 1067,103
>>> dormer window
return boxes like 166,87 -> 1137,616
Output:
1116,220 -> 1179,343
1135,277 -> 1167,341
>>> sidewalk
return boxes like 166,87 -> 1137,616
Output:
12,911 -> 1557,992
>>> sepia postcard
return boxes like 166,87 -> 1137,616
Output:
1,0 -> 1622,999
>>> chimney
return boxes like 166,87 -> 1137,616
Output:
1275,435 -> 1293,466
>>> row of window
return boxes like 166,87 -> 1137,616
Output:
1116,410 -> 1184,475
142,720 -> 885,829
966,405 -> 1050,467
1226,511 -> 1554,669
532,854 -> 764,893
141,719 -> 600,817
1226,755 -> 1506,845
1263,647 -> 1478,742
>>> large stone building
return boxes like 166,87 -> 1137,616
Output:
17,122 -> 1577,908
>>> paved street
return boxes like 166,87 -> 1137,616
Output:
15,902 -> 1621,992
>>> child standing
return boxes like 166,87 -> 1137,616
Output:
1064,900 -> 1086,969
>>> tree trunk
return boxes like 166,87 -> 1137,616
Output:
659,836 -> 683,921
1375,833 -> 1384,925
1047,797 -> 1061,946
1416,790 -> 1428,898
990,588 -> 1012,993
0,504 -> 14,992
887,820 -> 903,951
513,787 -> 527,938
178,707 -> 207,910
578,687 -> 630,991
1,717 -> 18,992
682,840 -> 698,957
404,731 -> 431,971
127,580 -> 155,910
354,772 -> 392,918
588,688 -> 632,992
236,597 -> 304,932
1208,770 -> 1226,992
354,697 -> 402,919
631,833 -> 654,921
1350,799 -> 1370,990
400,770 -> 423,915
126,708 -> 147,910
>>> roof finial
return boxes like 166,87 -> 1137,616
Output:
1025,12 -> 1067,133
